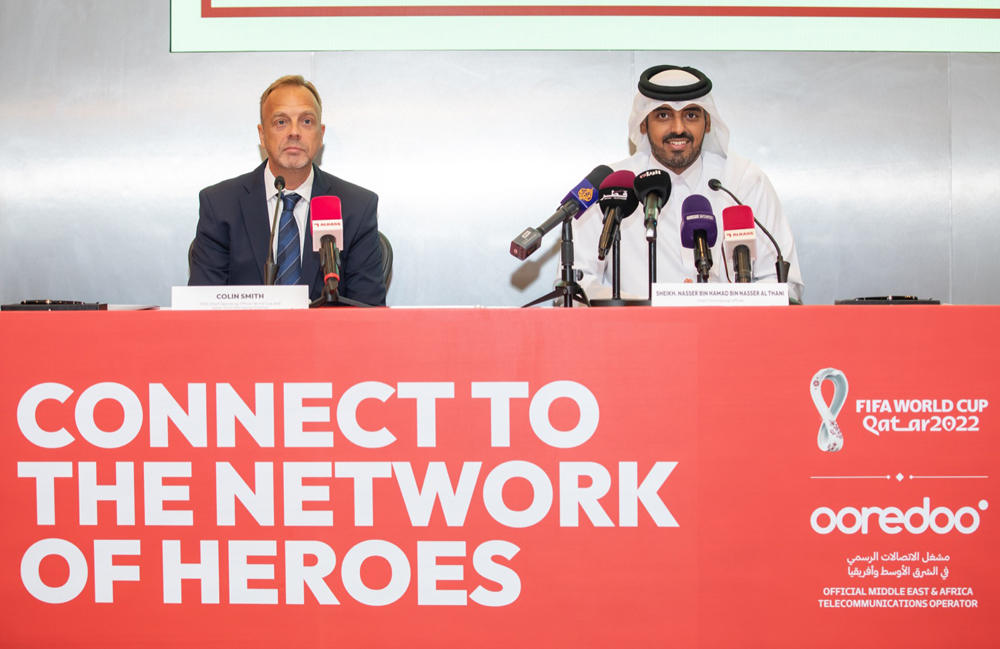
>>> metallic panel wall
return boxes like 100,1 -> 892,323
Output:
2,1 -> 998,306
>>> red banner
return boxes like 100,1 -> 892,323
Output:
1,307 -> 997,647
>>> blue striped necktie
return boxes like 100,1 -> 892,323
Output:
275,193 -> 302,286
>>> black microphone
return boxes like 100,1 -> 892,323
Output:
321,239 -> 340,294
679,195 -> 718,283
634,169 -> 672,242
708,178 -> 790,283
510,165 -> 613,260
264,175 -> 286,285
597,170 -> 639,261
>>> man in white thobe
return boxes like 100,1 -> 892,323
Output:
572,65 -> 804,303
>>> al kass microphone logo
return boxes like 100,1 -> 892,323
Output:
811,368 -> 848,452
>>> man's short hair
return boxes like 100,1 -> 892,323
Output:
259,75 -> 323,123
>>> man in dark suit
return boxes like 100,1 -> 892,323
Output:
189,75 -> 386,306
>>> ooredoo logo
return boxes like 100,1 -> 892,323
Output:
810,497 -> 988,535
811,368 -> 848,452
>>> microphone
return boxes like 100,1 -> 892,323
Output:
510,165 -> 613,260
708,178 -> 790,283
680,194 -> 717,283
634,169 -> 672,242
264,175 -> 286,285
722,205 -> 757,283
310,195 -> 344,295
597,170 -> 639,261
707,178 -> 733,201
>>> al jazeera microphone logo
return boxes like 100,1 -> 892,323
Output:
577,187 -> 594,202
811,368 -> 848,452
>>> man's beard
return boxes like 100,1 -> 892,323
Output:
649,131 -> 703,173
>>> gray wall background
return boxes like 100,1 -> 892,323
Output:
2,1 -> 999,307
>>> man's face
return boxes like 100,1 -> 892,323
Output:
257,85 -> 325,175
640,104 -> 711,173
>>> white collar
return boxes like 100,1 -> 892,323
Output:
264,164 -> 315,203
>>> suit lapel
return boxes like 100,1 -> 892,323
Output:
241,162 -> 271,284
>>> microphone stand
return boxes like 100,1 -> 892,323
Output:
309,245 -> 373,308
590,236 -> 628,306
647,234 -> 657,301
591,231 -> 650,307
264,188 -> 284,285
310,290 -> 369,308
695,234 -> 712,283
775,258 -> 791,284
643,195 -> 660,301
612,237 -> 622,299
522,219 -> 589,307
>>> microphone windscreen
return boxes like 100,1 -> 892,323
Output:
563,165 -> 614,215
586,164 -> 614,188
600,169 -> 636,190
598,170 -> 639,218
722,205 -> 754,231
634,169 -> 672,203
311,195 -> 342,221
680,194 -> 718,248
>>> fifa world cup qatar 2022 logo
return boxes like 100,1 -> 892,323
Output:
811,368 -> 848,452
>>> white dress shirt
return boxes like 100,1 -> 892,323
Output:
263,164 -> 315,259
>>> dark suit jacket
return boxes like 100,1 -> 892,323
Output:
189,161 -> 386,306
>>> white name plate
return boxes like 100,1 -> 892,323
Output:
651,283 -> 789,307
171,286 -> 309,310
